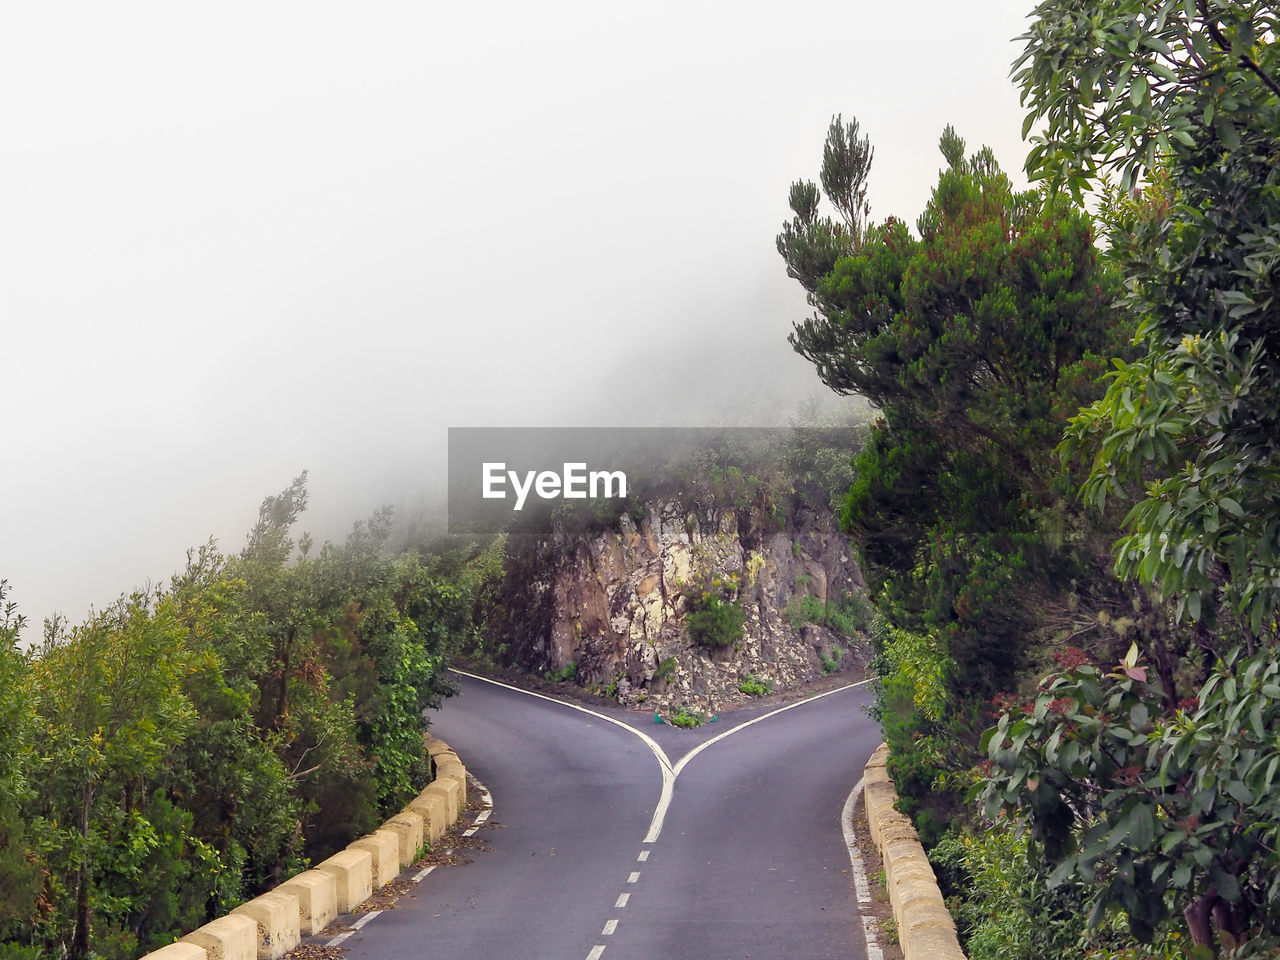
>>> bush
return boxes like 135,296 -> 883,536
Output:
653,657 -> 678,683
686,593 -> 745,649
933,828 -> 1188,960
544,661 -> 577,683
738,675 -> 771,696
667,705 -> 703,728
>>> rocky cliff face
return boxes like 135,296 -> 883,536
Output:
490,497 -> 868,713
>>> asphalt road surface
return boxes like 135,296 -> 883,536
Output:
338,672 -> 882,960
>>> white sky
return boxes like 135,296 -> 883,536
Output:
1,0 -> 1039,634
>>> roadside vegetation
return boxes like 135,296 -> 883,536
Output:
779,2 -> 1280,955
0,475 -> 496,960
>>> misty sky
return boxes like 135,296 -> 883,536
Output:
2,1 -> 1040,635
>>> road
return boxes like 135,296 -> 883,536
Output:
338,672 -> 882,960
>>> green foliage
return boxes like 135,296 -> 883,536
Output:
0,584 -> 38,944
782,119 -> 1124,700
737,675 -> 771,697
0,475 -> 476,958
820,648 -> 841,675
870,622 -> 971,847
933,828 -> 1188,960
667,706 -> 704,729
1014,0 -> 1279,198
982,645 -> 1280,946
544,662 -> 578,683
786,590 -> 872,638
685,580 -> 745,650
1025,1 -> 1280,640
652,657 -> 678,683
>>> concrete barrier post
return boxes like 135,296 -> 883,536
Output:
316,848 -> 374,913
862,742 -> 967,960
407,790 -> 447,845
276,869 -> 338,935
229,890 -> 301,960
383,811 -> 425,866
140,942 -> 208,960
349,829 -> 401,887
179,914 -> 258,960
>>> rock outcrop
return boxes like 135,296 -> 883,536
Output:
490,496 -> 868,713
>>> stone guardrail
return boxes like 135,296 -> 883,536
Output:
863,742 -> 966,960
140,736 -> 468,960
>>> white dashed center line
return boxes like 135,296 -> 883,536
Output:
627,871 -> 640,884
614,893 -> 629,908
637,850 -> 649,861
602,919 -> 618,936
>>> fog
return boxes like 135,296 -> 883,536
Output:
1,1 -> 1038,634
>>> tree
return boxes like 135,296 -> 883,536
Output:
32,594 -> 196,960
779,118 -> 1126,844
1022,0 -> 1280,637
981,2 -> 1280,950
982,644 -> 1280,950
0,583 -> 39,945
781,120 -> 1122,694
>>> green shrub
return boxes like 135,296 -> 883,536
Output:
653,657 -> 678,683
738,675 -> 771,696
667,705 -> 703,728
544,661 -> 577,683
786,591 -> 872,637
932,828 -> 1188,960
686,592 -> 745,649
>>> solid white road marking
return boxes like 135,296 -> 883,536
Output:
451,668 -> 874,844
325,772 -> 494,947
843,776 -> 872,905
450,670 -> 881,959
842,776 -> 883,960
451,669 -> 676,842
602,919 -> 618,935
670,677 -> 877,778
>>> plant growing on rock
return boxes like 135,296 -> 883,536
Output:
738,675 -> 771,697
667,705 -> 704,729
685,576 -> 745,650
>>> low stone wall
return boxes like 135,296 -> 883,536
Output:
863,743 -> 966,960
140,737 -> 466,960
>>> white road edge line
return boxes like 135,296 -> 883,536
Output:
451,668 -> 676,842
842,774 -> 884,960
451,668 -> 875,843
324,772 -> 494,948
